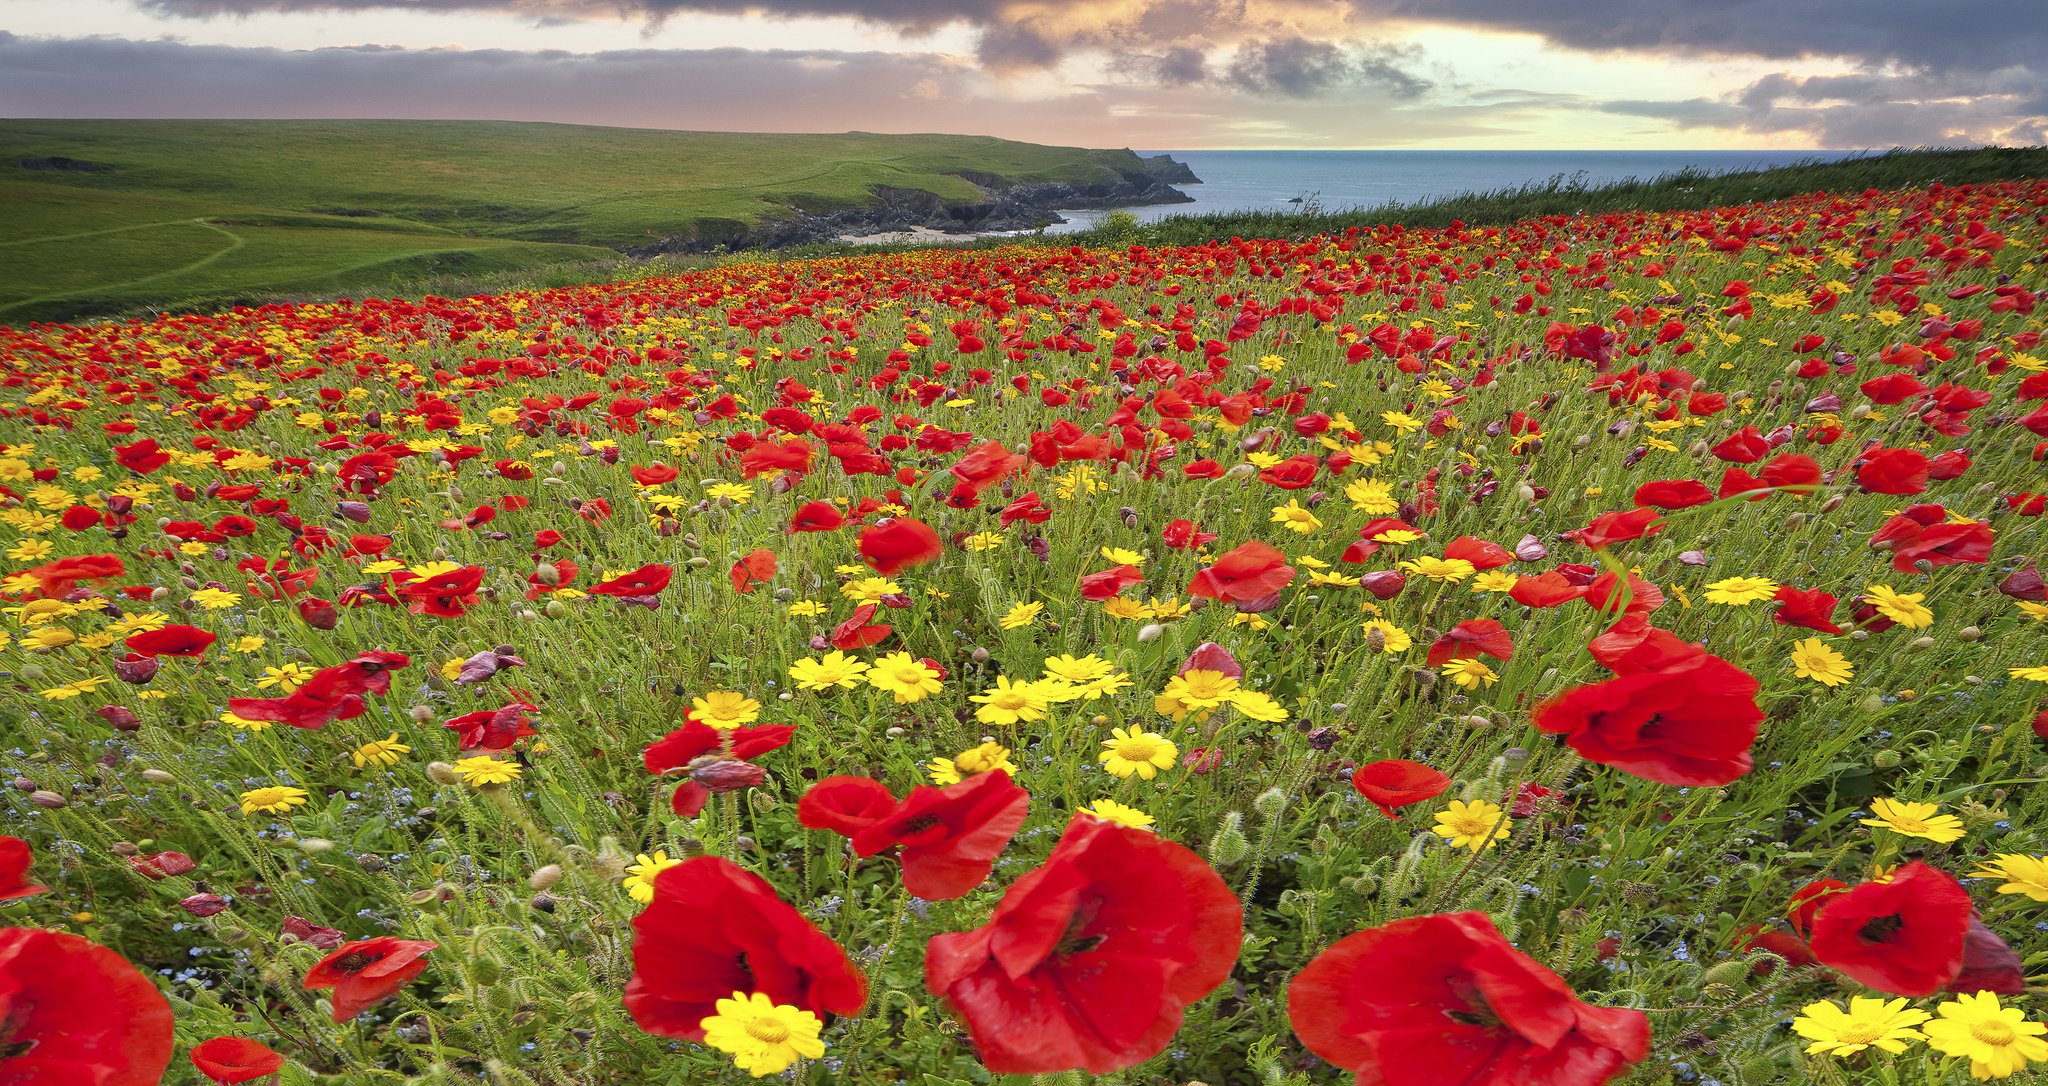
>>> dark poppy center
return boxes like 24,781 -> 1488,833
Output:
1054,896 -> 1108,957
334,950 -> 383,974
897,814 -> 941,835
1444,976 -> 1504,1031
1860,913 -> 1905,943
0,1001 -> 33,1059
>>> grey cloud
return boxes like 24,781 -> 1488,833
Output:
123,0 -> 2046,79
1602,67 -> 2048,147
1225,36 -> 1429,99
1371,0 -> 2043,76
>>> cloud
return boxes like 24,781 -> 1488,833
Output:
1604,66 -> 2048,147
1217,37 -> 1430,99
1371,0 -> 2045,76
0,32 -> 1489,146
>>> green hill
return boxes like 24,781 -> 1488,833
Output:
0,120 -> 1175,324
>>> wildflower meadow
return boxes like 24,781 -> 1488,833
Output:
5,178 -> 2048,1086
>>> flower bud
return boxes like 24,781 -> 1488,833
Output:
27,790 -> 65,809
691,759 -> 767,793
179,893 -> 230,917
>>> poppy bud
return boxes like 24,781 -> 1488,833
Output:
28,790 -> 66,809
426,762 -> 462,785
1358,570 -> 1407,600
112,654 -> 159,684
692,759 -> 766,793
141,769 -> 174,783
180,893 -> 230,917
335,501 -> 372,523
97,706 -> 141,731
1208,813 -> 1250,865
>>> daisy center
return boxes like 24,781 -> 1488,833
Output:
1834,1023 -> 1884,1045
1973,1020 -> 2017,1047
1114,737 -> 1164,760
745,1017 -> 792,1045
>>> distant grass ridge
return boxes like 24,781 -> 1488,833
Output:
0,119 -> 1173,324
6,133 -> 2045,327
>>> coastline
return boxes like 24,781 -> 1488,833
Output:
630,152 -> 1201,254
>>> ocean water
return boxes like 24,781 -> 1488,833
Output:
1045,148 -> 1859,233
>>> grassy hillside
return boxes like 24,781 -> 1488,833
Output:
0,120 -> 1168,324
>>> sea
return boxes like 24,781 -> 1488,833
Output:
1043,148 -> 1862,233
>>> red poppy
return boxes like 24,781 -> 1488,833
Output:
796,775 -> 901,837
1351,760 -> 1450,819
1079,563 -> 1145,601
443,703 -> 539,752
190,1036 -> 286,1083
588,563 -> 673,597
1566,508 -> 1664,551
789,500 -> 845,533
644,719 -> 796,817
396,564 -> 483,617
0,927 -> 174,1086
1510,571 -> 1586,608
628,462 -> 679,487
1187,540 -> 1296,606
1289,911 -> 1650,1086
112,436 -> 173,474
815,602 -> 885,649
1581,615 -> 1700,675
949,439 -> 1025,496
1710,425 -> 1769,463
227,651 -> 410,730
123,623 -> 217,659
1424,619 -> 1513,667
1806,861 -> 1972,996
1582,571 -> 1663,616
1856,447 -> 1930,495
302,936 -> 438,1023
999,492 -> 1051,526
1759,452 -> 1823,494
1787,878 -> 1850,939
925,815 -> 1240,1074
1771,585 -> 1842,634
1162,518 -> 1216,550
858,518 -> 943,574
22,553 -> 126,600
729,548 -> 777,594
1258,454 -> 1319,489
1443,535 -> 1515,570
1532,649 -> 1761,786
1889,519 -> 1995,574
0,837 -> 50,901
843,771 -> 1028,900
625,857 -> 866,1041
1631,479 -> 1713,510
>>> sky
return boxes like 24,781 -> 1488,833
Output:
2,0 -> 2044,149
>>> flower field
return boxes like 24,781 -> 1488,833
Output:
4,178 -> 2048,1085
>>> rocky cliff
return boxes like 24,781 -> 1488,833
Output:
627,152 -> 1200,254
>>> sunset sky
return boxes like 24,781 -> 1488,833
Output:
3,0 -> 2043,149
